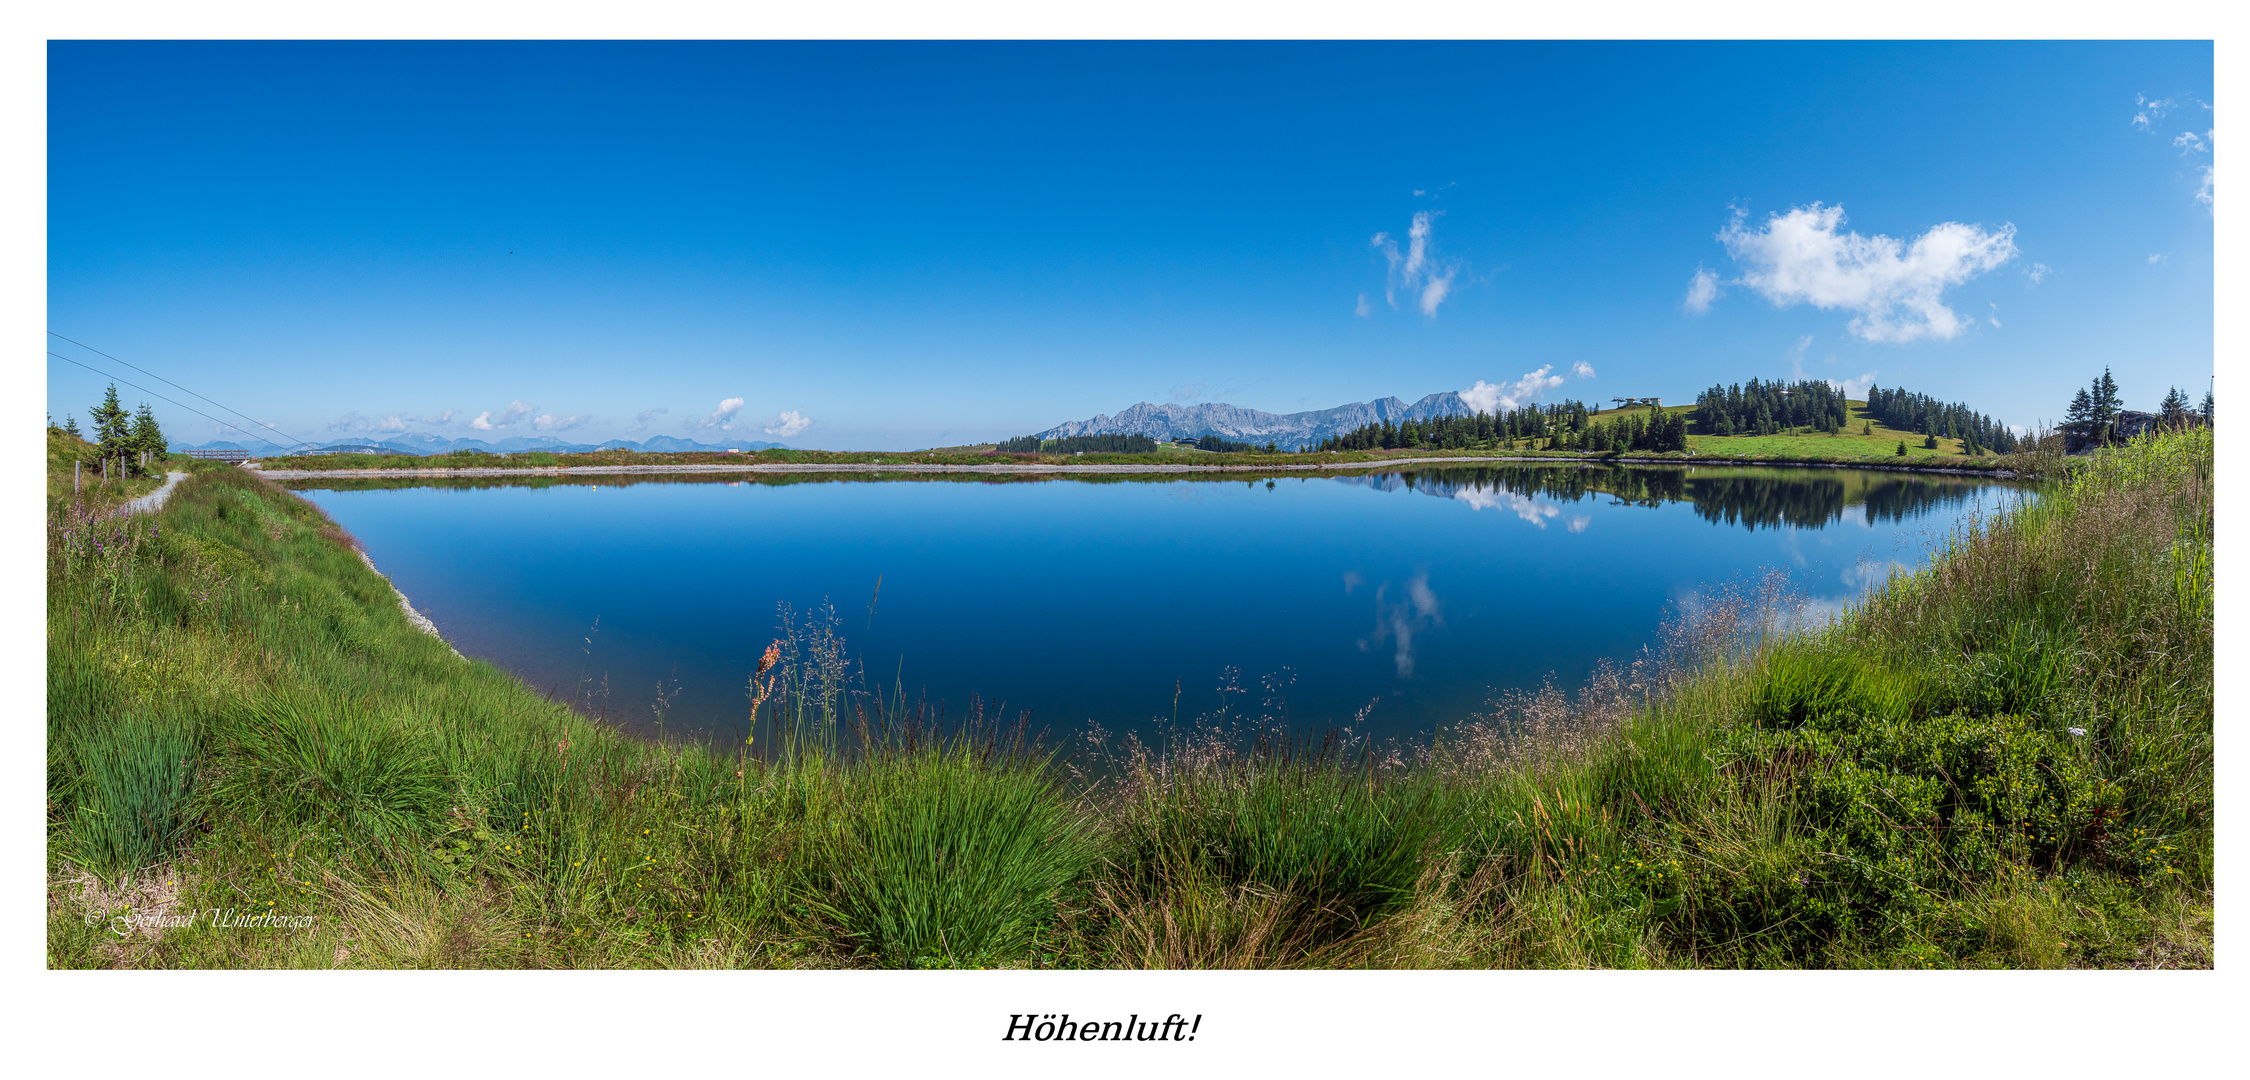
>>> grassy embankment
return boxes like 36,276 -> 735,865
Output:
254,401 -> 2041,477
47,429 -> 171,515
48,430 -> 2209,968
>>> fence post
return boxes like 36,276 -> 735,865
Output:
74,459 -> 80,493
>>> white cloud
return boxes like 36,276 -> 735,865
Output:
630,407 -> 667,433
2132,95 -> 2214,208
2026,262 -> 2050,285
1683,266 -> 1721,314
1567,515 -> 1591,533
1361,573 -> 1444,677
1786,335 -> 1812,380
685,397 -> 745,431
1453,486 -> 1562,528
1418,272 -> 1454,316
1988,303 -> 2001,328
1405,214 -> 1431,279
1718,203 -> 2018,343
325,411 -> 441,436
1826,371 -> 1879,399
468,400 -> 537,432
1571,360 -> 1596,379
1461,366 -> 1565,415
1354,292 -> 1373,317
764,410 -> 812,438
533,413 -> 588,432
2147,253 -> 2165,265
1169,382 -> 1205,403
1370,211 -> 1461,318
2133,94 -> 2175,130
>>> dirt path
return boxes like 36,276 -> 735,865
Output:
117,471 -> 190,516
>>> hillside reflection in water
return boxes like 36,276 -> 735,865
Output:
294,463 -> 2025,744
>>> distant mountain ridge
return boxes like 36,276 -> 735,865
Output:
1034,392 -> 1480,449
170,433 -> 794,457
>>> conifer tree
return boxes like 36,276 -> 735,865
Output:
2159,386 -> 2190,425
2091,368 -> 2121,424
89,384 -> 131,471
2064,386 -> 2097,430
131,404 -> 166,472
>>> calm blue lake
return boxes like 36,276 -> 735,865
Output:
292,464 -> 2025,746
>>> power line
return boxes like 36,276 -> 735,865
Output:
48,353 -> 310,450
46,330 -> 309,447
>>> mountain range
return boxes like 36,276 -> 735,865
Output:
1033,392 -> 1483,449
171,433 -> 794,457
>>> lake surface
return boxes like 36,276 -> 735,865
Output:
293,463 -> 2026,746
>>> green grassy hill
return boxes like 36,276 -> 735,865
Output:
47,429 -> 172,513
1576,399 -> 1981,462
1689,400 -> 1974,461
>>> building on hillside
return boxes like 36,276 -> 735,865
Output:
2061,409 -> 2201,455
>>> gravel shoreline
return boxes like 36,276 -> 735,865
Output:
354,550 -> 463,659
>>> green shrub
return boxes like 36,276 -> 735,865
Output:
213,698 -> 453,860
64,712 -> 199,884
1745,648 -> 1917,731
1115,751 -> 1442,947
806,750 -> 1095,967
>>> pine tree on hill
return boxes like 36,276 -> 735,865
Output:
130,404 -> 166,474
2064,387 -> 2097,429
2159,386 -> 2189,419
89,384 -> 131,472
2092,368 -> 2121,424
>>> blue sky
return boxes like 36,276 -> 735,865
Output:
47,41 -> 2214,450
